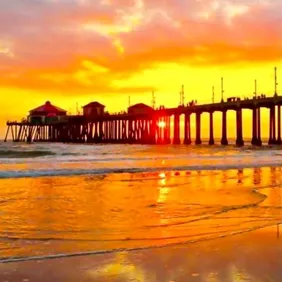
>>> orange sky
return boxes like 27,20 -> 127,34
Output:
0,0 -> 282,139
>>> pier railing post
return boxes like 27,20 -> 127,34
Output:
156,118 -> 161,144
128,119 -> 133,143
99,121 -> 103,142
173,114 -> 181,144
195,112 -> 202,145
4,125 -> 10,142
277,105 -> 281,144
251,107 -> 258,145
151,118 -> 157,144
268,106 -> 276,145
166,116 -> 171,144
209,111 -> 214,145
94,122 -> 98,142
236,109 -> 244,146
257,108 -> 262,146
221,110 -> 228,145
184,113 -> 191,145
273,106 -> 276,144
163,116 -> 171,144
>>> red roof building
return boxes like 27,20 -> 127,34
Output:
29,101 -> 67,117
128,103 -> 153,115
83,102 -> 105,109
82,101 -> 105,117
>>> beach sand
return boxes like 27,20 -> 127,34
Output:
1,225 -> 282,282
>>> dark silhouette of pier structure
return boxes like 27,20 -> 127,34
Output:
4,69 -> 282,146
5,95 -> 282,146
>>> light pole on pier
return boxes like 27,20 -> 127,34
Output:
179,85 -> 185,106
274,66 -> 278,96
221,77 -> 224,102
212,86 -> 215,103
128,96 -> 131,107
151,91 -> 156,109
254,79 -> 257,98
182,85 -> 185,105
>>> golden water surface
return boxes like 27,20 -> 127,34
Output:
0,166 -> 282,261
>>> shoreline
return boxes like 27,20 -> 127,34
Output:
1,226 -> 282,281
0,221 -> 280,265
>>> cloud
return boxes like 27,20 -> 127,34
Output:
0,0 -> 281,93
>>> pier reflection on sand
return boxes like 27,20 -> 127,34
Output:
0,166 -> 282,262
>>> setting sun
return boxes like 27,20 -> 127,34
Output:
158,121 -> 166,128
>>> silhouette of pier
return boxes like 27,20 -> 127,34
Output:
5,94 -> 282,146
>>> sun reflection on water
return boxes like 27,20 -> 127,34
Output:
87,252 -> 148,282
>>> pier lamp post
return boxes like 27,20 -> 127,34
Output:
182,85 -> 185,106
179,85 -> 185,106
221,77 -> 224,102
274,67 -> 278,97
212,86 -> 215,103
254,79 -> 257,98
151,91 -> 156,109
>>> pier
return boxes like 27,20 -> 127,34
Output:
5,95 -> 282,146
4,66 -> 282,146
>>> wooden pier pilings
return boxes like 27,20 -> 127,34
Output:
5,116 -> 160,144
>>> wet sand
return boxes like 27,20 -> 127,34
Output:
1,225 -> 282,282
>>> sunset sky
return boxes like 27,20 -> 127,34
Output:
0,0 -> 282,138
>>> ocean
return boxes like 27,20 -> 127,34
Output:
0,141 -> 282,263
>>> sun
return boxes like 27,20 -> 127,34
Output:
158,121 -> 166,128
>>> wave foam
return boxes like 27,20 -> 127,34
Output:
0,161 -> 282,179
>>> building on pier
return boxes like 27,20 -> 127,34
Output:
28,101 -> 67,124
83,102 -> 105,118
128,103 -> 153,115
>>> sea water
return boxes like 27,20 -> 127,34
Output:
0,141 -> 282,263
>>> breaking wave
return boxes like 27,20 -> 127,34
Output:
0,161 -> 282,179
0,150 -> 56,158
